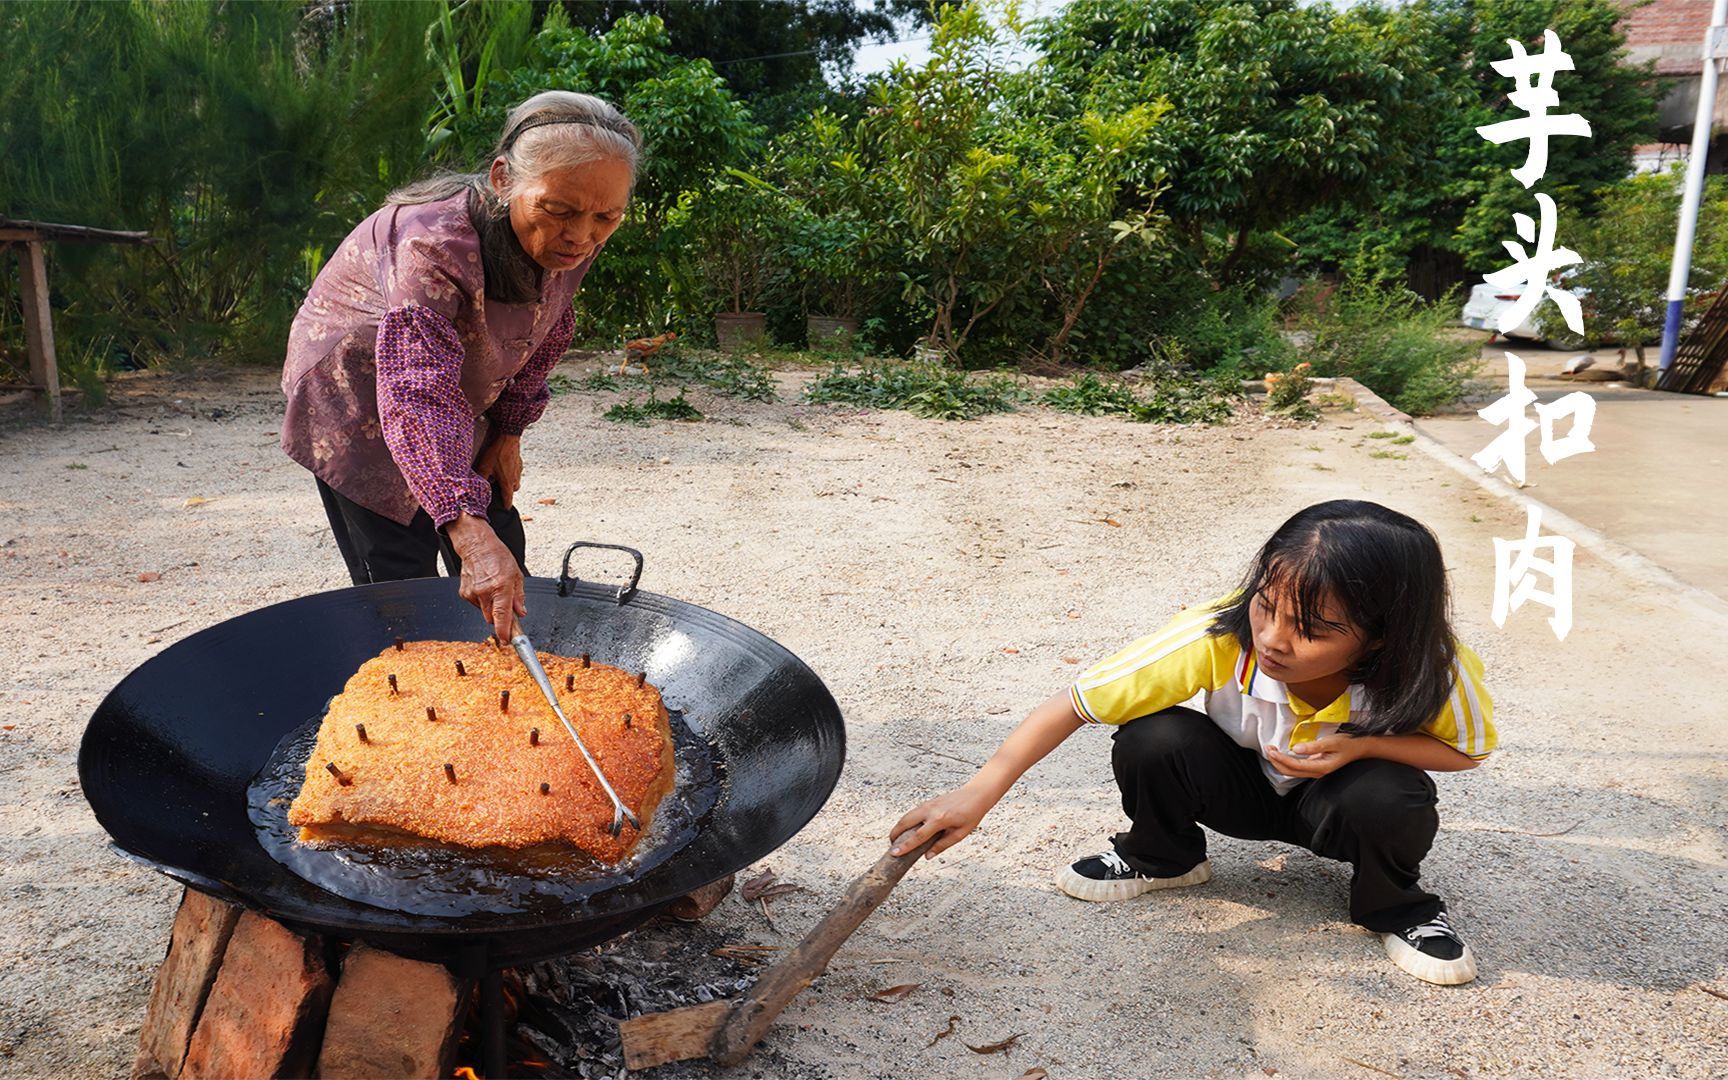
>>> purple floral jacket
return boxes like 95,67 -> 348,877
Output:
281,192 -> 589,525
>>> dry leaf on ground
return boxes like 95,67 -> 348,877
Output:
865,983 -> 920,1003
740,869 -> 777,901
965,1032 -> 1026,1054
137,572 -> 161,583
1018,1070 -> 1049,1079
537,498 -> 557,505
925,1015 -> 961,1048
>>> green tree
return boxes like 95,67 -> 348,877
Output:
1565,169 -> 1728,374
1286,0 -> 1659,283
1031,0 -> 1447,286
464,12 -> 765,333
0,0 -> 439,367
555,0 -> 930,126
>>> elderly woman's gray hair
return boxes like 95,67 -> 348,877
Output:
389,91 -> 642,302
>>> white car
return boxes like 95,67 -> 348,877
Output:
1460,282 -> 1588,349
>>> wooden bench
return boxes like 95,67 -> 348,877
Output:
1,218 -> 152,423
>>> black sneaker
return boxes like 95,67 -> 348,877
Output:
1055,849 -> 1212,902
1380,909 -> 1478,985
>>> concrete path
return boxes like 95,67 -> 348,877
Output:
1419,340 -> 1728,601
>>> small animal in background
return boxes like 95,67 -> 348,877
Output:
617,331 -> 677,376
1559,348 -> 1639,382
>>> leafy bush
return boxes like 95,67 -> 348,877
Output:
802,362 -> 1024,420
1040,373 -> 1141,415
0,0 -> 437,369
603,390 -> 702,425
1295,268 -> 1478,415
627,348 -> 777,401
1040,368 -> 1236,424
1263,362 -> 1318,420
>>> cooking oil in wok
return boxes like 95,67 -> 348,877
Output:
247,707 -> 723,918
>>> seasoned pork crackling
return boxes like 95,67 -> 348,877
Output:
287,640 -> 675,863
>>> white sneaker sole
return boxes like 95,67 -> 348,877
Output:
1055,859 -> 1213,902
1380,932 -> 1479,985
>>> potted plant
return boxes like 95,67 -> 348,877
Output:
681,173 -> 789,350
785,209 -> 875,349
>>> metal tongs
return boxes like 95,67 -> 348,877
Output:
509,632 -> 641,837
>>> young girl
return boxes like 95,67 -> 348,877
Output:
891,500 -> 1494,985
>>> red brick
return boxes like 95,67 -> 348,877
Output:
131,889 -> 242,1080
667,873 -> 736,922
315,946 -> 467,1080
181,912 -> 332,1080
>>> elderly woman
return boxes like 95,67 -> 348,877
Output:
282,92 -> 638,640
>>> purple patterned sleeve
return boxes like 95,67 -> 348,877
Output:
374,304 -> 493,527
486,305 -> 575,436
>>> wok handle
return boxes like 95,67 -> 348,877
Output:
558,542 -> 645,604
710,833 -> 938,1066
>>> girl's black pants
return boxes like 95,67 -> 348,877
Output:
1109,707 -> 1443,933
315,479 -> 527,586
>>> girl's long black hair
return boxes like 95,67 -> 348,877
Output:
1209,500 -> 1457,737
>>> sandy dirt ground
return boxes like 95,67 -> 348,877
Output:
1,360 -> 1724,1080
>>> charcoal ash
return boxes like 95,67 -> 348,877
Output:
511,920 -> 761,1079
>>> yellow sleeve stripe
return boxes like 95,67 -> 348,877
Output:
1076,616 -> 1216,691
1071,685 -> 1101,724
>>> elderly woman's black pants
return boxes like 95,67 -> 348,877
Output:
315,480 -> 527,586
1108,707 -> 1443,932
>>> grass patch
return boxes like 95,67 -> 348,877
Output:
641,348 -> 777,402
1040,366 -> 1238,426
603,390 -> 703,426
1369,449 -> 1408,460
802,363 -> 1024,421
65,462 -> 88,470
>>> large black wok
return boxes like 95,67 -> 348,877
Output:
80,543 -> 845,971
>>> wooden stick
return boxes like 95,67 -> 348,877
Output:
620,834 -> 937,1071
710,836 -> 935,1065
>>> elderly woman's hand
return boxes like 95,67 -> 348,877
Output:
475,433 -> 523,510
445,514 -> 526,640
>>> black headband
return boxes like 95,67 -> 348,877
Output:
504,117 -> 593,151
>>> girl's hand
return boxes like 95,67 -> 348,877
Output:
890,785 -> 995,859
1265,734 -> 1363,779
475,433 -> 523,509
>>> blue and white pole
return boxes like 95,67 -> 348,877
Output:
1660,0 -> 1728,373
